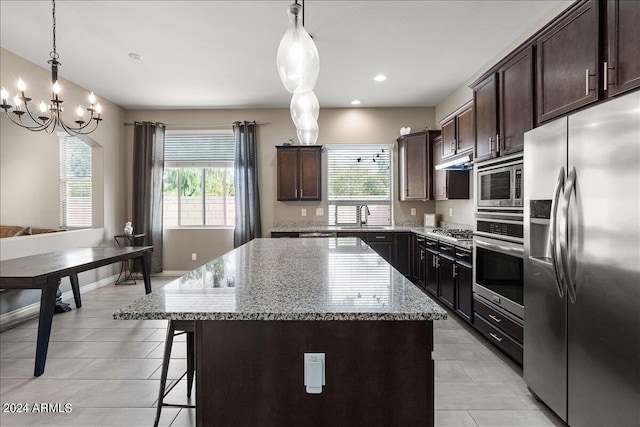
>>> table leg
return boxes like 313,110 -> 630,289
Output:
70,274 -> 82,308
34,276 -> 59,376
140,253 -> 152,294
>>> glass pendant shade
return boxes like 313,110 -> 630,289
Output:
297,120 -> 319,145
277,3 -> 319,94
290,90 -> 319,130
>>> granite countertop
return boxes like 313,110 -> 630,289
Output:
270,224 -> 474,250
114,238 -> 447,322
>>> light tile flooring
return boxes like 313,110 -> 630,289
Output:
0,276 -> 566,427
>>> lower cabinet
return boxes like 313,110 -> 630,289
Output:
473,296 -> 523,364
424,240 -> 439,297
271,232 -> 300,238
393,233 -> 412,277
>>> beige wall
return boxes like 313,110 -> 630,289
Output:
0,48 -> 127,315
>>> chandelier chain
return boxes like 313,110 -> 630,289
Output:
50,0 -> 58,60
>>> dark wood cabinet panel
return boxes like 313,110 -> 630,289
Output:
368,242 -> 392,263
299,147 -> 322,200
438,256 -> 455,310
606,0 -> 640,97
271,232 -> 300,238
499,47 -> 533,156
455,263 -> 473,323
441,118 -> 456,159
393,233 -> 412,277
277,148 -> 300,201
432,136 -> 445,200
536,0 -> 599,123
456,105 -> 475,154
398,131 -> 439,201
276,146 -> 322,201
474,74 -> 498,162
425,250 -> 439,297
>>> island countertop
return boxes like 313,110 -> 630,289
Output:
114,237 -> 447,322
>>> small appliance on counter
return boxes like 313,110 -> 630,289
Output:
423,213 -> 439,228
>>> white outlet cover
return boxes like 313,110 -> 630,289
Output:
316,208 -> 324,216
411,208 -> 416,216
301,208 -> 307,216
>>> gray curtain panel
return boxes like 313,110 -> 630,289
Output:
233,121 -> 262,247
132,121 -> 165,273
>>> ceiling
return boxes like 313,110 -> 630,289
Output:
0,1 -> 571,110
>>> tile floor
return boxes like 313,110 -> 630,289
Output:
0,276 -> 566,426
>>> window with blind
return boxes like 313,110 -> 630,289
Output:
163,131 -> 235,227
327,145 -> 393,226
60,136 -> 92,228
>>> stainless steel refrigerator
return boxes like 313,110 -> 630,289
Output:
523,91 -> 639,426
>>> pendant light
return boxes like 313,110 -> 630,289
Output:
277,1 -> 320,145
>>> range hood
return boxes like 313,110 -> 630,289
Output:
435,153 -> 473,170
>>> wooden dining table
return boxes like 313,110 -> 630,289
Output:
0,246 -> 153,376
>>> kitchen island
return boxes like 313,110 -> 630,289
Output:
114,237 -> 446,427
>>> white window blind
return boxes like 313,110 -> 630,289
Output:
327,145 -> 392,226
60,136 -> 92,228
164,132 -> 234,165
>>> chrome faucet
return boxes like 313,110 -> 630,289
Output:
358,205 -> 370,227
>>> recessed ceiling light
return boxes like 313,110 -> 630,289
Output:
350,100 -> 362,105
128,52 -> 143,61
374,74 -> 387,82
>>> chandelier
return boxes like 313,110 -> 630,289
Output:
277,0 -> 320,145
0,0 -> 102,135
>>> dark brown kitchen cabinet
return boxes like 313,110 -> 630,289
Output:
473,47 -> 533,162
605,0 -> 640,97
454,248 -> 473,323
438,249 -> 456,310
397,131 -> 440,201
535,0 -> 599,123
411,234 -> 424,283
424,239 -> 439,297
276,146 -> 322,201
441,101 -> 474,159
393,233 -> 412,277
432,136 -> 470,201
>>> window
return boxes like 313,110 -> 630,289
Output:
60,136 -> 92,228
327,145 -> 392,226
163,131 -> 235,227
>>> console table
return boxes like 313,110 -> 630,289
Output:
0,246 -> 153,376
114,233 -> 147,285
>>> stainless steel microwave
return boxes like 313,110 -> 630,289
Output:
476,156 -> 523,208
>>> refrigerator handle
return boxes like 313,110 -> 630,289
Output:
549,167 -> 566,298
560,166 -> 578,304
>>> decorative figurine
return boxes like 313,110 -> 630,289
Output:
124,222 -> 133,235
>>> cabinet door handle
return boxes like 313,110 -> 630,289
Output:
375,236 -> 386,239
496,134 -> 500,154
453,264 -> 457,278
295,189 -> 298,199
585,69 -> 595,96
489,333 -> 503,342
488,314 -> 502,323
300,189 -> 303,199
603,62 -> 608,90
455,252 -> 467,257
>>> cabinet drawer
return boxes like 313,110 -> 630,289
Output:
439,243 -> 455,257
271,232 -> 300,238
366,233 -> 393,243
474,297 -> 523,343
474,314 -> 523,365
454,247 -> 472,265
424,238 -> 438,250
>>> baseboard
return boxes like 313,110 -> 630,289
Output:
0,274 -> 118,332
158,270 -> 189,276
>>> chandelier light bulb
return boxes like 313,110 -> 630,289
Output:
1,87 -> 8,101
277,3 -> 319,94
39,101 -> 48,113
290,90 -> 319,130
52,81 -> 61,95
76,106 -> 84,118
17,78 -> 26,92
95,103 -> 102,114
13,94 -> 22,107
88,92 -> 96,104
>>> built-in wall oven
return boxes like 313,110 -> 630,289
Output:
474,154 -> 524,320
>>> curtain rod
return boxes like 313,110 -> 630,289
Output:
124,122 -> 269,129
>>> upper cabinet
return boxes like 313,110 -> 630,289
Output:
535,0 -> 599,123
605,0 -> 640,97
473,47 -> 533,162
276,146 -> 322,201
441,101 -> 474,159
397,131 -> 440,201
